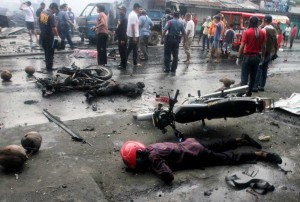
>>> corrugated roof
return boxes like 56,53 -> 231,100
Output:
167,0 -> 259,10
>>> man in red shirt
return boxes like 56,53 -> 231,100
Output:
236,16 -> 266,96
290,25 -> 297,48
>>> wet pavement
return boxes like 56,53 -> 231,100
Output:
0,36 -> 300,201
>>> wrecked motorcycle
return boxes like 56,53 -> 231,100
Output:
35,63 -> 112,96
136,86 -> 274,142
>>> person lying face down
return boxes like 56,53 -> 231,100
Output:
120,135 -> 282,184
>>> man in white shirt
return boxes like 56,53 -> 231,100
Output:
126,3 -> 141,67
183,13 -> 194,65
20,1 -> 38,43
283,24 -> 291,47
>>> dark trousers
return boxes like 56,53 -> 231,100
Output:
164,36 -> 180,72
140,35 -> 149,59
202,34 -> 209,50
97,33 -> 108,65
199,138 -> 257,166
127,37 -> 139,65
118,39 -> 127,68
41,35 -> 55,69
290,36 -> 295,48
254,52 -> 271,89
241,55 -> 260,95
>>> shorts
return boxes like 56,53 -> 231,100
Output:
212,40 -> 220,49
184,37 -> 193,56
26,21 -> 35,31
284,36 -> 289,41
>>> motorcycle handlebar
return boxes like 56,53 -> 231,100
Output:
174,89 -> 179,101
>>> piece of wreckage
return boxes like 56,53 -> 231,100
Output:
34,63 -> 145,99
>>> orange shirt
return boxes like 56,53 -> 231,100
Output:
209,19 -> 216,36
220,20 -> 225,37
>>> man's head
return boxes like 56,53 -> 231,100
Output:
96,4 -> 105,13
120,141 -> 146,170
60,3 -> 68,11
214,15 -> 220,22
49,3 -> 59,14
287,23 -> 290,27
25,1 -> 31,6
173,11 -> 180,19
118,6 -> 126,16
165,8 -> 171,14
249,15 -> 259,28
140,9 -> 147,16
293,24 -> 296,28
264,15 -> 272,25
185,13 -> 191,21
40,2 -> 45,9
68,7 -> 72,12
229,23 -> 233,28
133,3 -> 141,13
206,16 -> 211,21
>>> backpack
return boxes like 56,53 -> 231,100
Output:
265,28 -> 277,53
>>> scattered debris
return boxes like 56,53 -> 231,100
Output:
15,173 -> 19,180
24,100 -> 39,105
25,66 -> 35,75
242,169 -> 259,177
204,190 -> 212,196
270,122 -> 280,128
246,189 -> 259,202
1,70 -> 12,81
21,131 -> 42,155
274,93 -> 300,115
43,109 -> 92,146
81,127 -> 95,131
0,145 -> 28,170
258,135 -> 271,141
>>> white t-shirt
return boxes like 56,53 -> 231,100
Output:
21,5 -> 35,22
185,20 -> 195,38
127,11 -> 139,37
285,27 -> 291,36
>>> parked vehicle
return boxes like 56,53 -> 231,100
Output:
220,11 -> 289,51
76,2 -> 118,44
136,86 -> 274,142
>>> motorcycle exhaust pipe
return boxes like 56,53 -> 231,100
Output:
134,113 -> 153,121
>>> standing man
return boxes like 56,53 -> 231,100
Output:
91,4 -> 109,66
39,3 -> 60,70
283,24 -> 291,47
208,15 -> 222,63
139,10 -> 153,61
20,1 -> 38,43
183,13 -> 194,65
222,24 -> 235,55
236,16 -> 266,97
161,8 -> 173,35
201,16 -> 211,51
290,25 -> 297,48
57,4 -> 76,50
36,2 -> 46,45
116,6 -> 128,69
253,15 -> 278,92
161,11 -> 186,74
197,18 -> 205,45
126,3 -> 141,67
67,7 -> 75,36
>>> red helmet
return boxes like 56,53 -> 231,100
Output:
120,141 -> 145,169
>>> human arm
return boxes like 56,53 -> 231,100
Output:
64,13 -> 76,29
148,153 -> 174,184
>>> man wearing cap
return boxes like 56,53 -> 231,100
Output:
126,3 -> 141,67
139,9 -> 153,61
116,6 -> 128,69
236,16 -> 266,97
39,3 -> 60,70
253,15 -> 277,92
161,11 -> 186,74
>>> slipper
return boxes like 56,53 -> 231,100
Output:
242,134 -> 262,149
266,153 -> 282,164
225,174 -> 275,195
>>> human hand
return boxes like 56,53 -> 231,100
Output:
236,58 -> 240,65
54,36 -> 61,43
90,26 -> 96,31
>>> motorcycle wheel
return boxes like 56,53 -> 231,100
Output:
84,65 -> 113,80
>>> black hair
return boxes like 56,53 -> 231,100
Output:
40,2 -> 45,6
249,16 -> 259,28
96,4 -> 105,12
165,8 -> 171,14
229,23 -> 233,28
133,3 -> 141,9
26,1 -> 31,6
49,2 -> 58,10
173,11 -> 180,18
60,3 -> 67,10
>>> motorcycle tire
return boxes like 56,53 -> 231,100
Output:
84,65 -> 113,80
148,31 -> 159,46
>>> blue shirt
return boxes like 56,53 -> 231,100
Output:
164,18 -> 186,37
214,22 -> 222,41
68,11 -> 75,23
139,15 -> 153,36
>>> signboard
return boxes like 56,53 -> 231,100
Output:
260,0 -> 289,12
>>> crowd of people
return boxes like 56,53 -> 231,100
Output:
19,2 -> 298,95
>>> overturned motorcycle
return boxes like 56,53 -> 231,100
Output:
135,86 -> 274,142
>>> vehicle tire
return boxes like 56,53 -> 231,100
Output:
148,31 -> 159,46
84,65 -> 113,80
107,31 -> 113,45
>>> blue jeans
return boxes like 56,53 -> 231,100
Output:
202,34 -> 209,50
164,36 -> 180,72
241,55 -> 260,95
254,53 -> 271,89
